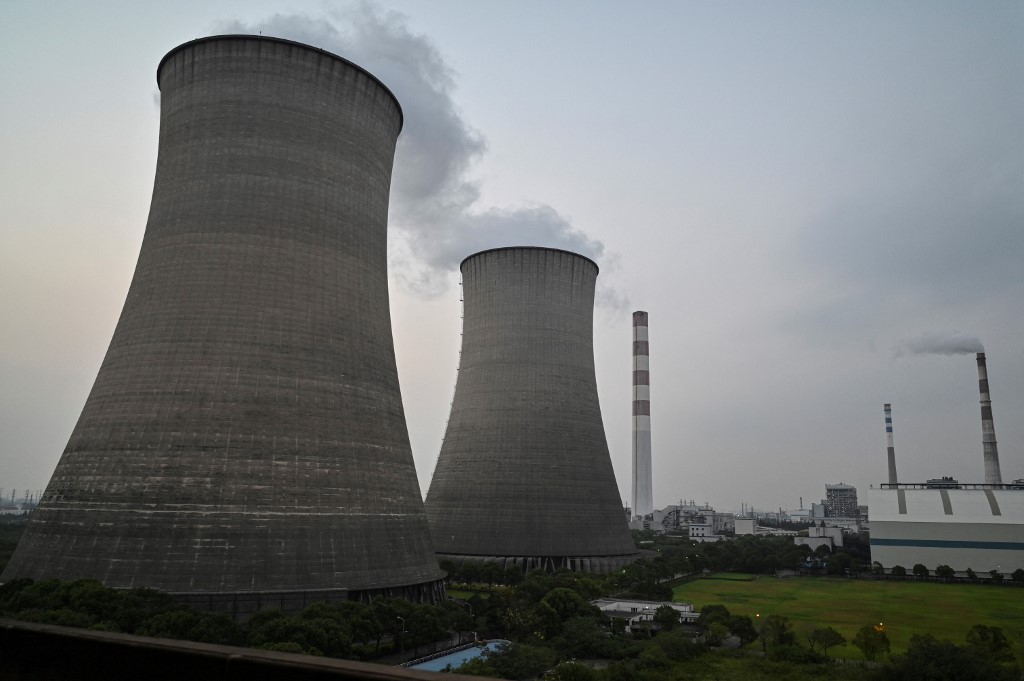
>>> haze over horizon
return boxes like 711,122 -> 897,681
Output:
2,1 -> 1022,514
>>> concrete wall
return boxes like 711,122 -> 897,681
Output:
3,36 -> 444,600
425,248 -> 637,568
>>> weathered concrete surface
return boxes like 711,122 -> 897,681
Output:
425,248 -> 638,571
2,36 -> 444,601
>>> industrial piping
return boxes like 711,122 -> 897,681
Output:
976,353 -> 1003,484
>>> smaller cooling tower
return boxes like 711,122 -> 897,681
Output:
977,353 -> 1002,484
425,247 -> 639,573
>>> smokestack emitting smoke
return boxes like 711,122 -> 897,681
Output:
632,311 -> 653,518
898,333 -> 984,357
976,353 -> 1002,484
218,8 -> 624,309
883,403 -> 898,485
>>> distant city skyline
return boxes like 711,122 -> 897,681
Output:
2,1 -> 1022,512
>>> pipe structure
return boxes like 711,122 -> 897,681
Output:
425,247 -> 639,573
631,311 -> 654,518
977,353 -> 1002,484
3,36 -> 445,611
884,403 -> 898,485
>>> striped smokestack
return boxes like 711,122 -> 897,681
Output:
884,403 -> 898,484
632,311 -> 654,518
977,352 -> 1002,484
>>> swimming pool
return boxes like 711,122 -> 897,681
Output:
410,640 -> 511,672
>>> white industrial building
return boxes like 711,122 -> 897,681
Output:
593,598 -> 697,632
794,521 -> 845,552
869,484 -> 1024,573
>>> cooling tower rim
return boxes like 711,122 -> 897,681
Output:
156,34 -> 403,131
460,246 -> 599,273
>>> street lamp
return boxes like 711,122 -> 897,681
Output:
397,616 -> 406,655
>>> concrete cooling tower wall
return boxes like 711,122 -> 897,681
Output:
425,247 -> 639,573
2,36 -> 445,614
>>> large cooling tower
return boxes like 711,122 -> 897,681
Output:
425,247 -> 639,572
3,36 -> 445,612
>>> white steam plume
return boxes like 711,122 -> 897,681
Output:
896,333 -> 985,357
216,7 -> 623,308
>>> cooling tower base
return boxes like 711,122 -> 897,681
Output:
171,578 -> 448,620
438,553 -> 639,575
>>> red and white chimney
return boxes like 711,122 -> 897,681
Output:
977,353 -> 1002,484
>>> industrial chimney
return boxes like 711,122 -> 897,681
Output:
977,353 -> 1002,484
884,403 -> 898,484
632,311 -> 654,518
3,36 -> 445,610
425,247 -> 639,573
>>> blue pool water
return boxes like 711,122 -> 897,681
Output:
410,640 -> 510,672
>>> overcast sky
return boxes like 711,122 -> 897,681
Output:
2,1 -> 1022,513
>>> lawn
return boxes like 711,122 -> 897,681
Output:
673,575 -> 1024,658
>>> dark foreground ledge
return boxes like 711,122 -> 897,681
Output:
0,619 -> 482,681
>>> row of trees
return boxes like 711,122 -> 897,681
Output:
873,562 -> 1024,583
0,578 -> 470,658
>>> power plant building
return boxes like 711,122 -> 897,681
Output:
870,353 -> 1023,573
2,36 -> 446,612
425,247 -> 639,572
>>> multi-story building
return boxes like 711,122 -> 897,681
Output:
825,484 -> 859,518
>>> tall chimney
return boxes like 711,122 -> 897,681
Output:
884,403 -> 898,484
977,353 -> 1002,484
632,311 -> 654,519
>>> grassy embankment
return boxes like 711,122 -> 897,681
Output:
673,573 -> 1024,658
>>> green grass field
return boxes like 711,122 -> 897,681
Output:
673,574 -> 1024,658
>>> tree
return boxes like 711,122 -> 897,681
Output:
556,617 -> 624,659
891,565 -> 907,576
965,567 -> 977,581
881,634 -> 1017,681
853,624 -> 890,661
989,569 -> 1004,584
541,588 -> 597,622
965,625 -> 1014,663
935,564 -> 955,579
727,614 -> 758,645
871,561 -> 885,575
647,605 -> 676,632
696,604 -> 730,628
705,622 -> 729,646
455,642 -> 556,679
912,563 -> 929,578
761,615 -> 795,648
808,626 -> 846,655
549,661 -> 596,681
1013,568 -> 1024,584
248,615 -> 350,657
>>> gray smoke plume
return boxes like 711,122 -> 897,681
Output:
217,7 -> 618,304
896,333 -> 985,357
